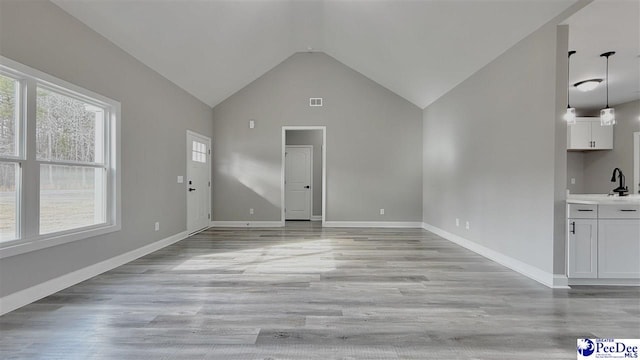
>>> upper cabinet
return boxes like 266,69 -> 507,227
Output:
567,117 -> 613,150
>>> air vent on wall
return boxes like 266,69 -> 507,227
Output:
309,98 -> 323,107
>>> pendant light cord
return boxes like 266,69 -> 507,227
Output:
605,55 -> 609,108
600,51 -> 615,109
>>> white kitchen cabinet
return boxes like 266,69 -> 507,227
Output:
567,118 -> 613,150
568,218 -> 598,278
590,123 -> 613,149
598,220 -> 640,278
567,201 -> 640,282
597,204 -> 640,278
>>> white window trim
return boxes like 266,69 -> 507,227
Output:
0,56 -> 121,259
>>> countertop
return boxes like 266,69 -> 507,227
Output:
567,194 -> 640,205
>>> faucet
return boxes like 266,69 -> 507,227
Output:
610,167 -> 629,196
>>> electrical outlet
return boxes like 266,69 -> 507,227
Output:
155,222 -> 160,231
250,208 -> 254,215
571,178 -> 576,185
379,208 -> 385,215
465,221 -> 470,230
455,218 -> 460,227
177,176 -> 183,184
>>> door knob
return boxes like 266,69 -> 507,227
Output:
188,188 -> 196,192
304,185 -> 310,189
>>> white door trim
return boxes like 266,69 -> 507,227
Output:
281,126 -> 326,226
285,145 -> 313,220
186,130 -> 212,234
634,131 -> 639,195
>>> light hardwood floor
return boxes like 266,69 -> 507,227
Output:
1,222 -> 638,359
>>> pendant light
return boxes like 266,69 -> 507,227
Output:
564,50 -> 577,124
600,51 -> 615,126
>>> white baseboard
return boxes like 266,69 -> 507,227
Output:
0,230 -> 189,315
310,216 -> 322,221
422,222 -> 563,288
553,275 -> 569,288
209,221 -> 284,228
568,278 -> 640,286
324,221 -> 422,228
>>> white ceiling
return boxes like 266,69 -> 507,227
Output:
52,0 -> 579,109
563,0 -> 640,110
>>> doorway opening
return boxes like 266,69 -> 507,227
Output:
186,130 -> 211,234
282,126 -> 326,226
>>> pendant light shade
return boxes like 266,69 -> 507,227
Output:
564,50 -> 577,124
600,51 -> 615,126
600,108 -> 615,125
564,107 -> 576,123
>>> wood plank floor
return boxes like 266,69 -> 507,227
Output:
1,222 -> 639,359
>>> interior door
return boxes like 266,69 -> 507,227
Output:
187,131 -> 211,234
285,146 -> 312,220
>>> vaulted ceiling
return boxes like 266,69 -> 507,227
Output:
52,0 -> 579,109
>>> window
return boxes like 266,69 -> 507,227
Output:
37,87 -> 107,234
0,57 -> 120,257
192,140 -> 207,163
0,73 -> 20,242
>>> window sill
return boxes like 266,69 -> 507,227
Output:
0,223 -> 121,259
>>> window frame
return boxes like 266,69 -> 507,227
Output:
0,69 -> 25,243
0,56 -> 121,259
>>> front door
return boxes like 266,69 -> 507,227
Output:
285,146 -> 312,220
187,131 -> 211,233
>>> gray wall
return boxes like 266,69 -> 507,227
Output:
0,1 -> 213,297
581,100 -> 640,193
212,52 -> 423,222
566,152 -> 585,194
422,22 -> 565,276
286,130 -> 323,217
552,25 -> 569,276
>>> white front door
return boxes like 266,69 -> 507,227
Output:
187,131 -> 211,233
285,146 -> 312,220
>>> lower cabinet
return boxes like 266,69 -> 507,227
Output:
598,219 -> 640,278
567,203 -> 640,282
567,219 -> 598,278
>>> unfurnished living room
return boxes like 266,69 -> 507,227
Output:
0,0 -> 639,359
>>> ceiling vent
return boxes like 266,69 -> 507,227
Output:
309,98 -> 323,107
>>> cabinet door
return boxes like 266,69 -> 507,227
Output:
567,121 -> 591,149
598,219 -> 640,278
590,122 -> 613,149
567,219 -> 598,278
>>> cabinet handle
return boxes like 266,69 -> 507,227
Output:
570,221 -> 576,234
620,209 -> 637,212
577,209 -> 593,212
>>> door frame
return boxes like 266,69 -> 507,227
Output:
186,130 -> 212,234
634,131 -> 639,195
285,145 -> 313,220
281,126 -> 326,226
